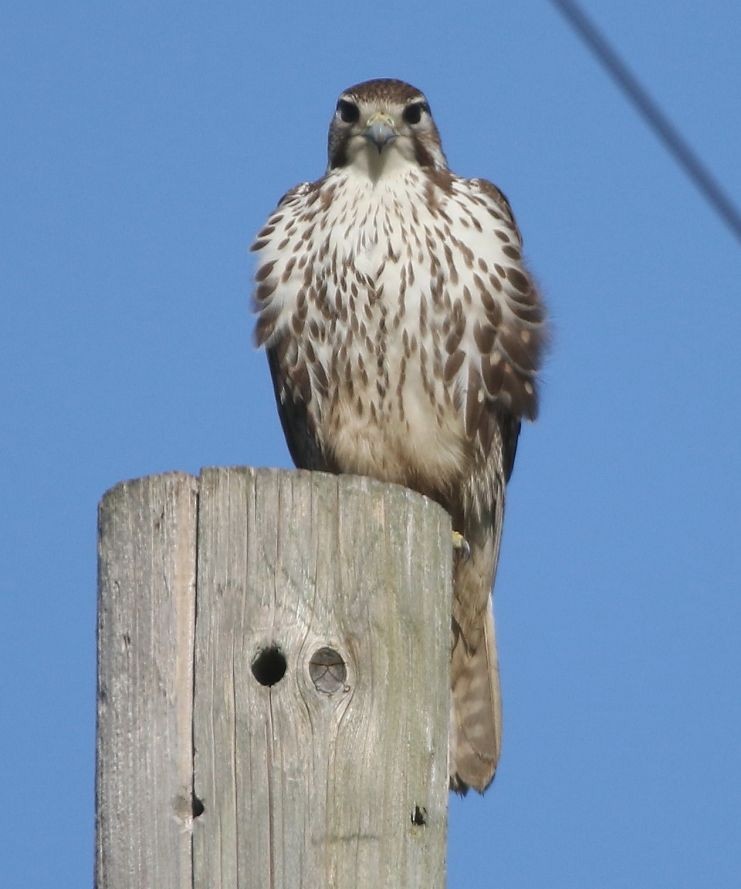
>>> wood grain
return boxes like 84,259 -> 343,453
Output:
96,472 -> 198,889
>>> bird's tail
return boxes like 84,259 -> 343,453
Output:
449,509 -> 503,794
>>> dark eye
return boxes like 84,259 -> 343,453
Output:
403,102 -> 428,125
336,99 -> 360,124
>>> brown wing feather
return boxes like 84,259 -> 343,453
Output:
451,177 -> 546,433
266,333 -> 330,472
446,179 -> 543,791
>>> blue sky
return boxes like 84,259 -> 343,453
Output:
2,1 -> 740,886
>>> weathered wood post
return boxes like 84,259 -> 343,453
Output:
96,467 -> 452,888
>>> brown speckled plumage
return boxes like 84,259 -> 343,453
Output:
252,79 -> 546,793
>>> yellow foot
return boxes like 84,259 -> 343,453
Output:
452,531 -> 471,561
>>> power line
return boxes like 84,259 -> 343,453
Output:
549,0 -> 741,242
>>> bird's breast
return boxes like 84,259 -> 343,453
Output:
309,184 -> 470,490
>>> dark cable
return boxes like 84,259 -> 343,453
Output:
549,0 -> 741,242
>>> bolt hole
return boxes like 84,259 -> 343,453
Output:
192,794 -> 205,818
411,805 -> 427,826
309,647 -> 347,694
251,646 -> 287,687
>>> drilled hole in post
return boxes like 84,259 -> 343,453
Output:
309,647 -> 347,694
251,646 -> 287,687
411,805 -> 427,826
192,794 -> 205,818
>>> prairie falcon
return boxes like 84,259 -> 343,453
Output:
252,78 -> 546,793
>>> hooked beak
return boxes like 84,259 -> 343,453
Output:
363,112 -> 397,153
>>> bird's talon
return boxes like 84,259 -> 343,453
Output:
452,531 -> 471,561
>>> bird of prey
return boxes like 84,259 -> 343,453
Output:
252,78 -> 545,793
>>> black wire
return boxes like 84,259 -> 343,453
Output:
549,0 -> 741,242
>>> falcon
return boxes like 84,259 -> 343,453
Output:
252,79 -> 545,793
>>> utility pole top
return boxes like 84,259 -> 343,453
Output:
96,468 -> 452,888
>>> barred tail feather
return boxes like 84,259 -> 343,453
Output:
450,596 -> 502,793
449,496 -> 505,794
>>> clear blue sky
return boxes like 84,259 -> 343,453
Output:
2,2 -> 740,886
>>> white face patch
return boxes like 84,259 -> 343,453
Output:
332,91 -> 446,176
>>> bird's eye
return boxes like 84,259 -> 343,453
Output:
402,102 -> 429,125
336,99 -> 360,124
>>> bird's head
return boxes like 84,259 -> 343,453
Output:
327,79 -> 448,176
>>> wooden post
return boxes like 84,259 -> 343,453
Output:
96,468 -> 452,888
